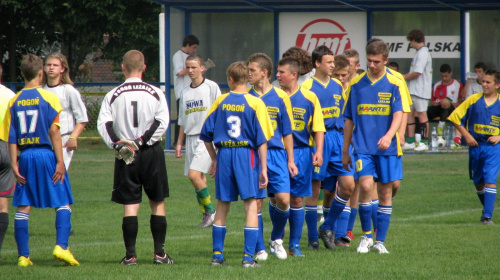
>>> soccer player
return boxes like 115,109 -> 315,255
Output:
448,69 -> 500,225
173,34 -> 199,148
343,39 -> 406,254
344,49 -> 361,83
428,64 -> 463,149
1,54 -> 79,266
42,53 -> 88,170
97,50 -> 172,265
462,62 -> 488,100
0,64 -> 15,262
201,61 -> 273,268
175,54 -> 220,228
276,57 -> 325,257
247,53 -> 297,260
402,29 -> 433,151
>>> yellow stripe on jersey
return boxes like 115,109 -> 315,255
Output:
205,93 -> 231,121
37,88 -> 63,127
301,88 -> 326,135
387,68 -> 412,112
243,94 -> 274,141
448,92 -> 484,126
275,87 -> 294,130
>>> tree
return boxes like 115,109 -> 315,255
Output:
0,0 -> 160,82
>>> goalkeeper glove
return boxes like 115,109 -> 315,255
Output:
120,137 -> 143,151
113,141 -> 136,165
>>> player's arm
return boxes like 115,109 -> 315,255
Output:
8,143 -> 26,185
66,86 -> 88,151
65,122 -> 87,151
342,118 -> 354,172
48,120 -> 66,183
399,112 -> 408,146
403,72 -> 420,81
453,123 -> 477,147
378,110 -> 403,151
258,142 -> 268,189
313,131 -> 324,167
175,126 -> 185,158
204,141 -> 217,179
283,134 -> 298,177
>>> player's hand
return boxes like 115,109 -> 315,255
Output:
487,135 -> 500,145
288,161 -> 298,177
259,170 -> 268,189
378,135 -> 392,150
208,160 -> 217,179
120,138 -> 142,151
65,138 -> 78,152
52,162 -> 66,184
12,164 -> 27,185
113,141 -> 136,165
398,131 -> 405,147
175,144 -> 183,158
312,153 -> 323,167
464,135 -> 478,147
342,151 -> 352,172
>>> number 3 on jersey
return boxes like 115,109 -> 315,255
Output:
227,115 -> 241,138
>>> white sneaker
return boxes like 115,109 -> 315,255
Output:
356,236 -> 373,253
270,239 -> 287,259
414,142 -> 429,151
268,238 -> 274,254
401,142 -> 415,150
373,242 -> 389,254
254,250 -> 268,261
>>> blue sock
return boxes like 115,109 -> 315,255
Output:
476,189 -> 485,206
335,206 -> 351,239
14,212 -> 30,257
212,224 -> 226,261
376,205 -> 392,242
55,206 -> 72,249
347,207 -> 358,232
268,201 -> 276,225
320,193 -> 348,232
483,187 -> 497,218
271,206 -> 289,240
323,206 -> 330,220
371,199 -> 379,231
255,212 -> 266,252
289,206 -> 304,246
243,226 -> 258,261
358,202 -> 372,238
304,205 -> 318,243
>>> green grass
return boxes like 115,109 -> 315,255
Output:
0,141 -> 499,279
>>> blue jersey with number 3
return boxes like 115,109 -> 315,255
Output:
200,91 -> 273,149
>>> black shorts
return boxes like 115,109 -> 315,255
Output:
112,143 -> 169,204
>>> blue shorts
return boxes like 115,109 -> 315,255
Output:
290,147 -> 312,197
257,148 -> 290,199
322,176 -> 338,192
313,130 -> 354,181
354,154 -> 402,184
469,144 -> 500,185
215,147 -> 260,202
13,148 -> 74,208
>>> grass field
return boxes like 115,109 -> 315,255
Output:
0,140 -> 498,279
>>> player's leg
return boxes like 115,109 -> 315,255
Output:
14,205 -> 32,266
370,181 -> 379,235
414,97 -> 430,151
479,145 -> 500,225
121,203 -> 140,264
0,197 -> 8,261
211,200 -> 230,265
402,107 -> 416,150
373,181 -> 392,254
357,175 -> 375,253
148,200 -> 174,264
305,180 -> 321,247
52,204 -> 79,266
317,176 -> 336,249
0,151 -> 14,261
317,189 -> 324,222
254,198 -> 268,261
289,195 -> 305,256
331,175 -> 355,246
242,197 -> 260,267
269,192 -> 289,259
346,180 -> 360,241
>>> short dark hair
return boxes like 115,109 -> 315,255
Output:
474,62 -> 488,71
182,35 -> 199,47
407,29 -> 425,43
21,54 -> 43,82
248,53 -> 273,80
312,45 -> 333,67
388,61 -> 399,71
484,69 -> 500,85
186,54 -> 204,66
366,38 -> 389,59
333,54 -> 350,70
440,64 -> 452,73
278,57 -> 300,75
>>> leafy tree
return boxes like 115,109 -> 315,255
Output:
0,0 -> 160,82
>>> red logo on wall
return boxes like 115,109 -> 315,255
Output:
296,19 -> 351,54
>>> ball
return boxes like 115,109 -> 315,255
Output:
437,136 -> 446,148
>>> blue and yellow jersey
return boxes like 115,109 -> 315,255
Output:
448,93 -> 500,145
248,86 -> 293,149
302,77 -> 345,130
343,72 -> 403,156
200,91 -> 273,149
386,67 -> 412,112
2,87 -> 62,150
288,87 -> 326,148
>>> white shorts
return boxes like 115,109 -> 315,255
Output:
62,134 -> 74,170
411,95 -> 430,113
185,135 -> 212,176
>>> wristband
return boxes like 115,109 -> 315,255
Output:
70,136 -> 77,140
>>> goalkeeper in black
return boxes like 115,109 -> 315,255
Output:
97,50 -> 172,265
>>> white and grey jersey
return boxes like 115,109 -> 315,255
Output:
97,77 -> 170,148
408,46 -> 433,99
178,78 -> 221,135
43,84 -> 88,136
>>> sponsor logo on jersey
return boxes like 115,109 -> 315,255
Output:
474,124 -> 499,135
296,19 -> 351,55
322,106 -> 340,118
222,104 -> 245,112
357,104 -> 391,115
185,99 -> 207,114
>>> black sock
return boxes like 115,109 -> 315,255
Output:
150,215 -> 167,256
122,216 -> 138,258
0,212 -> 8,254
